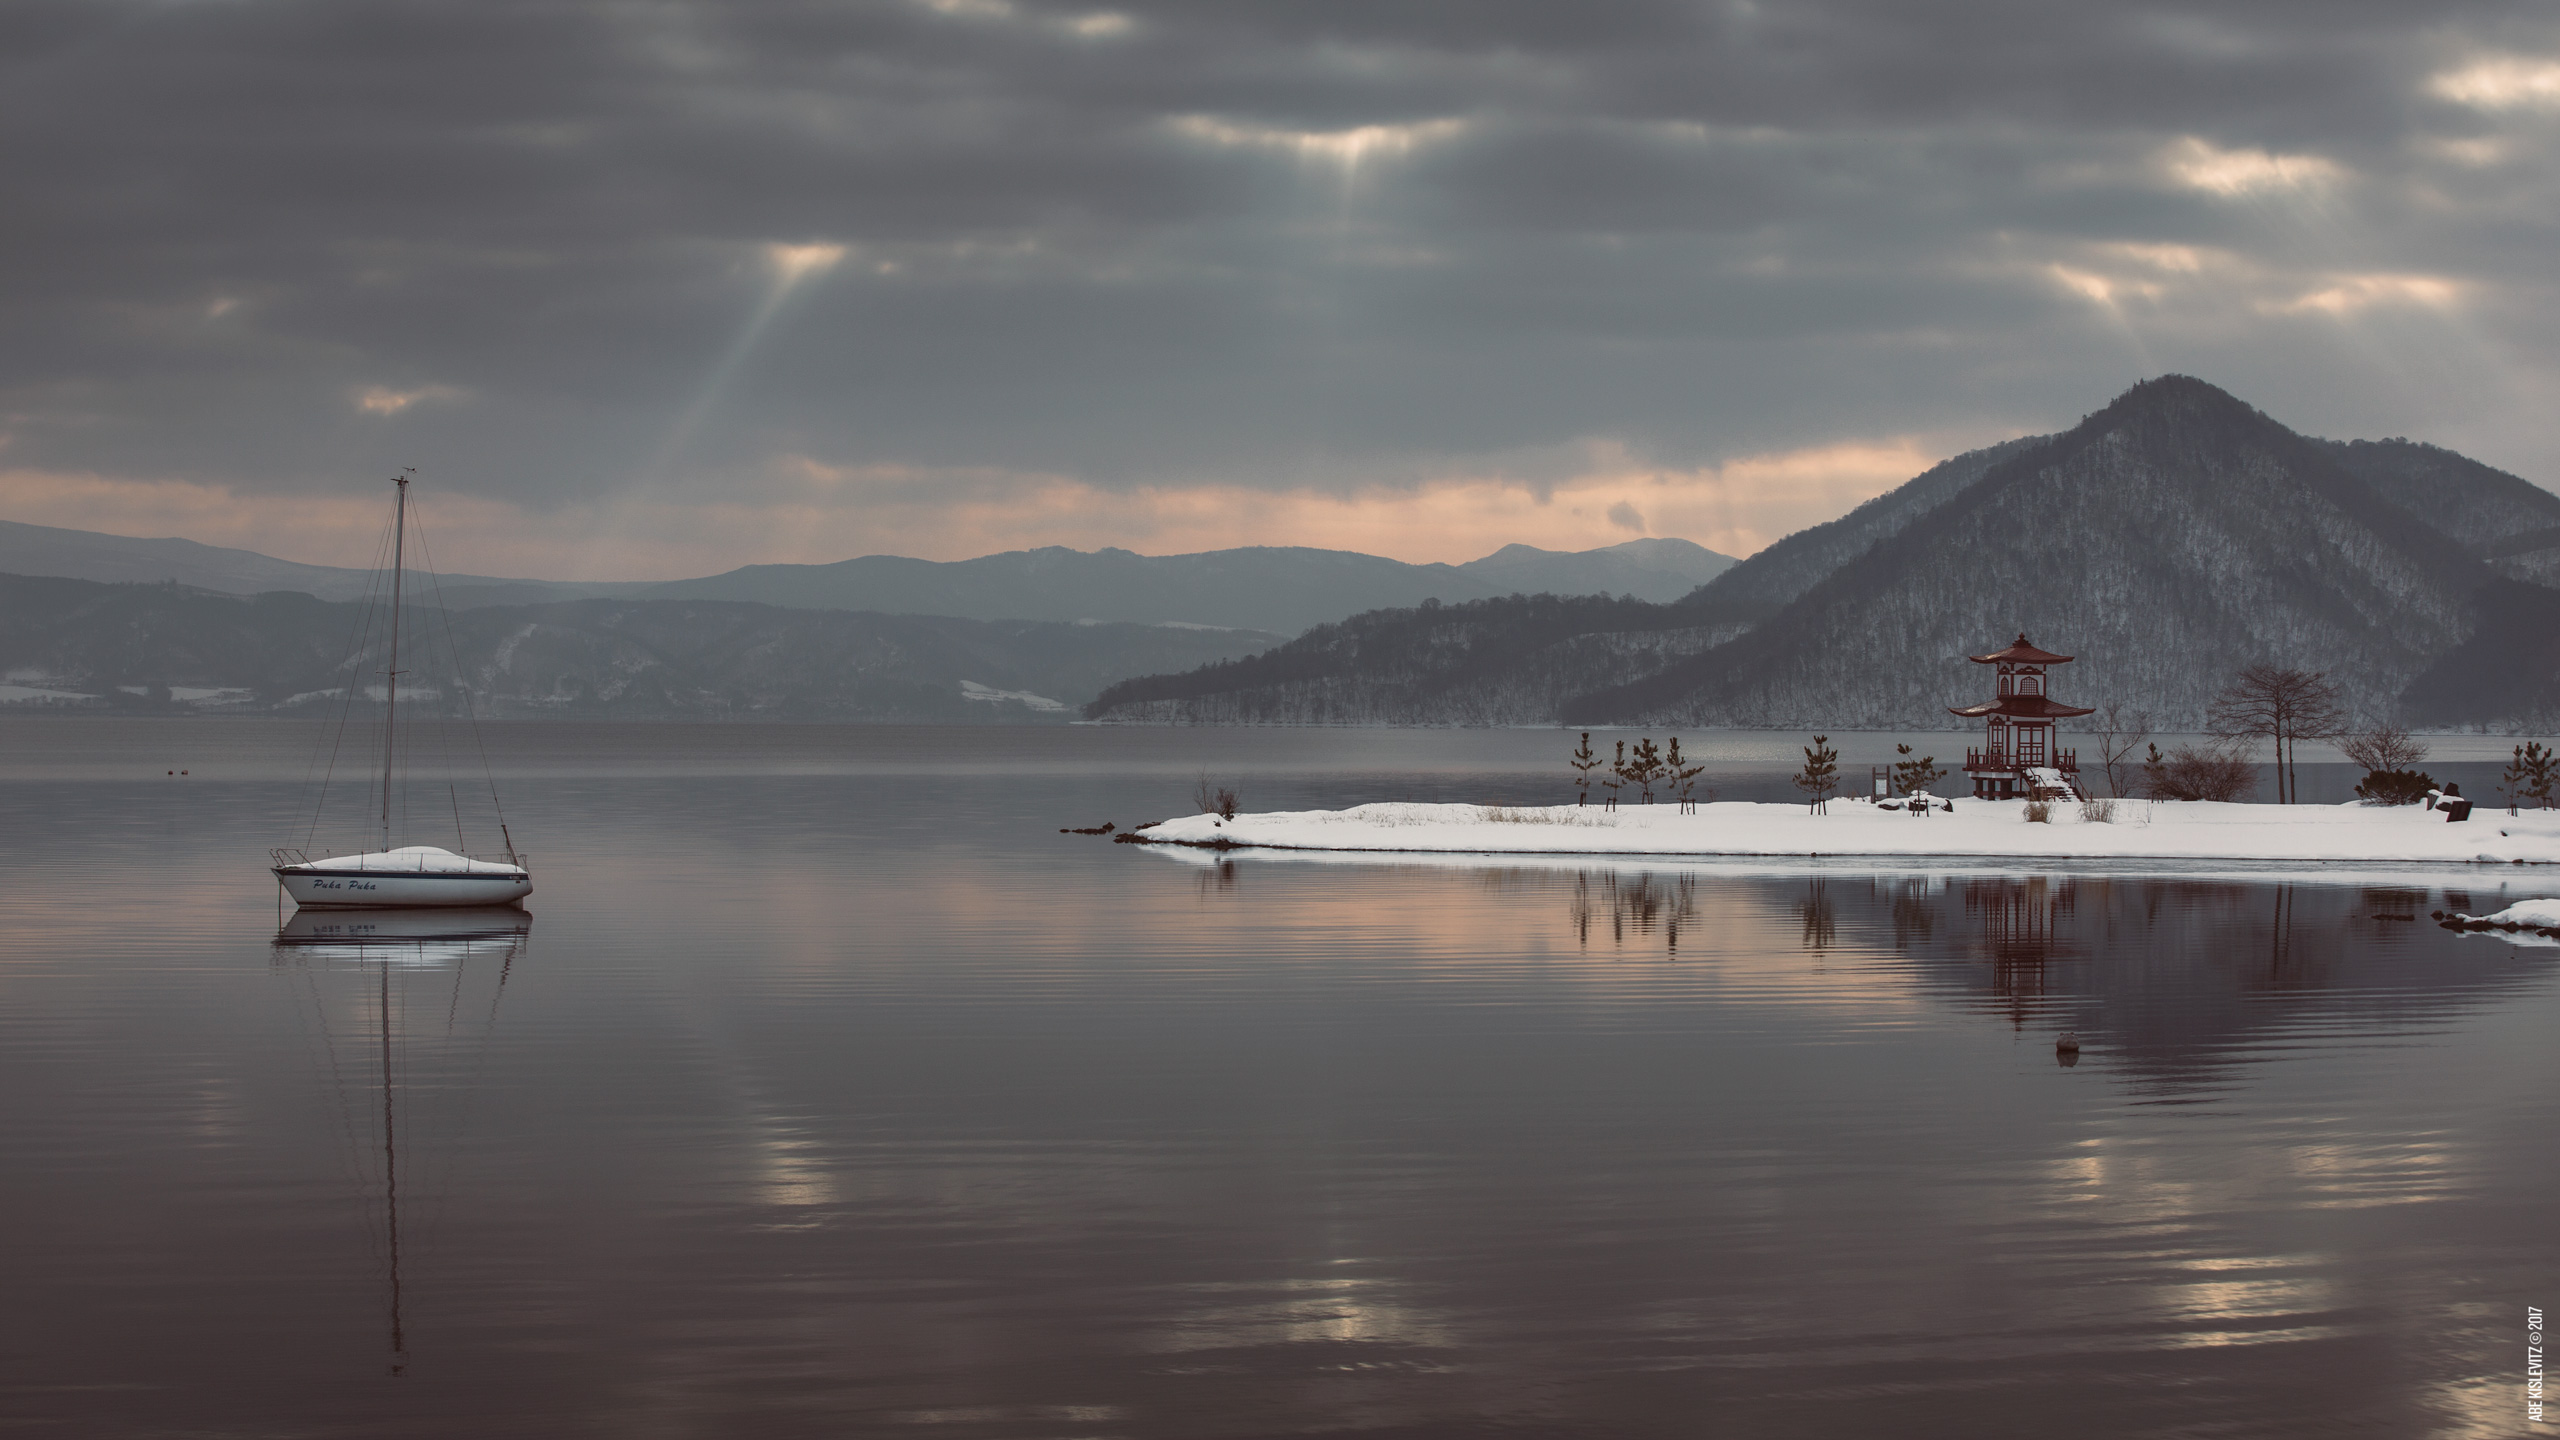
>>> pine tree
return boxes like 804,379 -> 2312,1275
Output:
1668,737 -> 1706,814
1569,731 -> 1601,806
1630,737 -> 1664,804
1602,740 -> 1626,811
1892,743 -> 1947,805
1794,735 -> 1840,814
2505,741 -> 2557,814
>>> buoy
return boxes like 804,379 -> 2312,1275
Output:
2055,1032 -> 2081,1053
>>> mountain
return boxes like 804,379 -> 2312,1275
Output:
1583,376 -> 2492,727
1456,537 -> 1736,603
2318,438 -> 2560,587
0,518 -> 600,603
0,574 -> 1282,720
644,545 -> 1494,632
1088,377 -> 2559,730
0,522 -> 1736,636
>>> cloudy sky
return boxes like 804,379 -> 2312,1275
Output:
6,0 -> 2557,578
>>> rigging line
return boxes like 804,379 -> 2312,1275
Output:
408,508 -> 513,859
306,515 -> 399,852
407,506 -> 471,853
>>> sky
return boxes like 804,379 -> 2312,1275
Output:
5,0 -> 2558,579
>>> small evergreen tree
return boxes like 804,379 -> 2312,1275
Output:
1569,731 -> 1601,806
2504,740 -> 2558,814
2141,742 -> 2167,798
1601,740 -> 1626,811
1668,737 -> 1706,814
1629,737 -> 1664,803
1794,735 -> 1840,814
1891,742 -> 1946,802
2354,769 -> 2437,805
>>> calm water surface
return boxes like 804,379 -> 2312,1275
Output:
2,719 -> 2555,1438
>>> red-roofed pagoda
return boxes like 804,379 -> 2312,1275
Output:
1949,634 -> 2093,800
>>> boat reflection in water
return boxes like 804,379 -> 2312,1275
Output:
271,907 -> 531,1375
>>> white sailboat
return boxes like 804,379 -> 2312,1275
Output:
271,473 -> 533,910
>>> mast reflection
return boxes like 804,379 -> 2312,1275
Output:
271,907 -> 530,1376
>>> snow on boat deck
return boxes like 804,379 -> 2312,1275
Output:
1132,799 -> 2560,867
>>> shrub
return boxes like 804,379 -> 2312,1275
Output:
2024,800 -> 2053,823
2079,798 -> 2116,823
1195,774 -> 1241,818
2143,743 -> 2257,802
2354,769 -> 2437,806
2340,724 -> 2429,775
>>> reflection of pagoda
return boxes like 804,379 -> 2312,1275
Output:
1948,634 -> 2093,799
1963,877 -> 2076,1025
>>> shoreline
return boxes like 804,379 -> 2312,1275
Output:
1120,798 -> 2560,867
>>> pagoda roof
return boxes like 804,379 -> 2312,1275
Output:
1969,633 -> 2074,665
1948,695 -> 2097,720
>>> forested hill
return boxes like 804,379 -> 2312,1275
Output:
1087,377 -> 2560,731
0,574 -> 1282,721
1084,594 -> 1743,726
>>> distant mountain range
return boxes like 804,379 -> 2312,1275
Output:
1088,377 -> 2560,731
0,521 -> 1736,636
0,575 -> 1285,720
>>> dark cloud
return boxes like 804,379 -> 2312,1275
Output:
4,0 -> 2557,526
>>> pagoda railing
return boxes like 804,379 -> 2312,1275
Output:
1964,746 -> 2077,772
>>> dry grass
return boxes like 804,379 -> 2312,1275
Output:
1476,805 -> 1616,827
2023,800 -> 2053,823
2079,798 -> 2117,823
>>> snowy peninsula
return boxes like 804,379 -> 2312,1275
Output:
1129,798 -> 2560,866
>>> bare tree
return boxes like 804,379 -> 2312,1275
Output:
2091,701 -> 2152,799
2206,666 -> 2347,804
2337,723 -> 2429,776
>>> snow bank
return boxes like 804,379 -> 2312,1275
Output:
1131,798 -> 2560,866
2440,898 -> 2560,939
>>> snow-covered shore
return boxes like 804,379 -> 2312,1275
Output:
1129,797 -> 2560,866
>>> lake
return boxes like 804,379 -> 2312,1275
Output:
1,718 -> 2553,1438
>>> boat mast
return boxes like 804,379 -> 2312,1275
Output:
381,471 -> 410,852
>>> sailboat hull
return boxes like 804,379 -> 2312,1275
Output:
274,867 -> 532,909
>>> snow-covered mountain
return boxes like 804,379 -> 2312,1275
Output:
1089,377 -> 2560,730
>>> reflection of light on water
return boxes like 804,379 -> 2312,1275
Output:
184,1075 -> 244,1143
889,1406 -> 1127,1426
744,1114 -> 839,1209
2284,1139 -> 2458,1209
2154,1253 -> 2345,1343
1146,1275 -> 1455,1353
